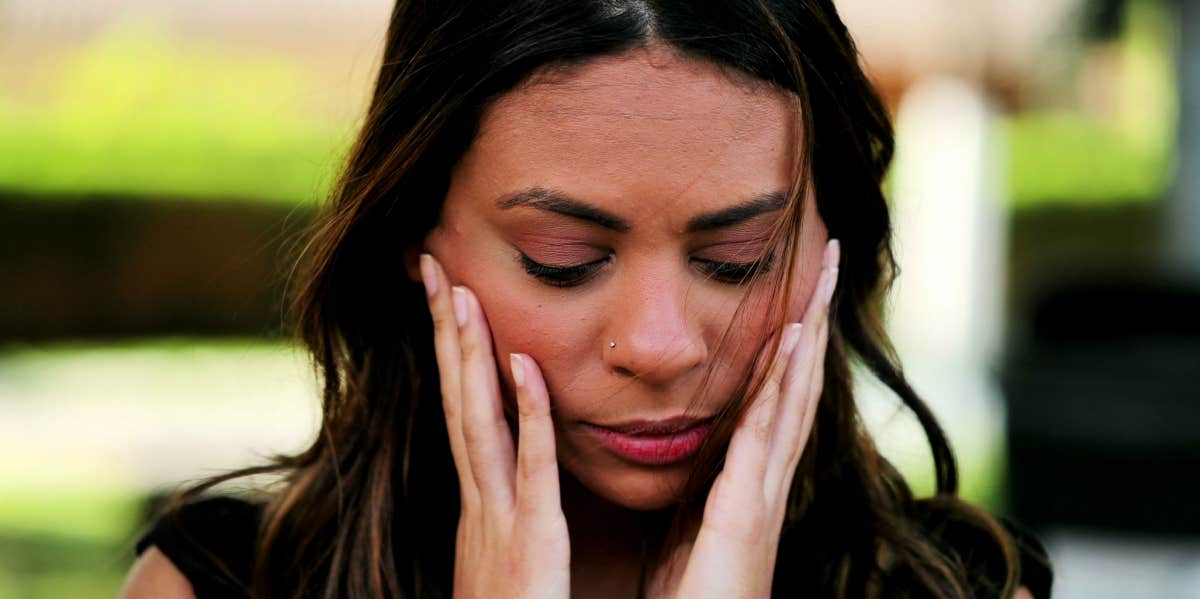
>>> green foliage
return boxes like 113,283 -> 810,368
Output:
0,492 -> 139,543
0,19 -> 350,204
0,491 -> 138,599
1005,0 -> 1176,208
1005,111 -> 1170,208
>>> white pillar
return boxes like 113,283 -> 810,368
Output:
861,77 -> 1007,498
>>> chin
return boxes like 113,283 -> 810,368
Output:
569,463 -> 693,511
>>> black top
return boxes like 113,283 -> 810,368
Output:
136,497 -> 1053,598
136,497 -> 261,598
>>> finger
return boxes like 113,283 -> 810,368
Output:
454,284 -> 517,508
421,254 -> 478,504
795,239 -> 839,333
777,313 -> 829,501
511,353 -> 563,517
764,307 -> 827,497
764,241 -> 839,495
749,237 -> 838,439
801,315 -> 829,436
723,322 -> 803,491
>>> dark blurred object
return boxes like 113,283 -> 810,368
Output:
1003,277 -> 1200,535
1084,0 -> 1127,41
0,192 -> 313,341
1003,0 -> 1200,536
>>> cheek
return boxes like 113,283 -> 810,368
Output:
427,226 -> 598,403
717,249 -> 826,384
471,284 -> 593,399
488,297 -> 573,367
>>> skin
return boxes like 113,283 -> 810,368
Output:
117,548 -> 195,599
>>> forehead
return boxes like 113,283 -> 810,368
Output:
454,46 -> 799,224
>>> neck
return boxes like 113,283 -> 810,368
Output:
560,474 -> 663,599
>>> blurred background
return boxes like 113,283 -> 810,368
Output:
1,0 -> 1196,597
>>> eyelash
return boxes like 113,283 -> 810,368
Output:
518,253 -> 775,288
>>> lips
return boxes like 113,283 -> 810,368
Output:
585,416 -> 715,466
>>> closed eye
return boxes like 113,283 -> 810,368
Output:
518,254 -> 610,287
517,251 -> 774,288
692,254 -> 774,285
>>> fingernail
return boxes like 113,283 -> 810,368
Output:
824,239 -> 841,269
823,265 -> 839,304
452,286 -> 469,327
419,254 -> 437,297
510,353 -> 525,387
782,323 -> 804,354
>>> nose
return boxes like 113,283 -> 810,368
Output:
603,271 -> 708,386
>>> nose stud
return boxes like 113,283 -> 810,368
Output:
608,340 -> 617,349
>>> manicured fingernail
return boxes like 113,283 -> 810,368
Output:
510,353 -> 525,387
823,265 -> 839,304
419,254 -> 437,297
825,239 -> 841,269
452,286 -> 469,326
782,323 -> 804,354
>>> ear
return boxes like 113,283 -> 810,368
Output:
402,245 -> 424,284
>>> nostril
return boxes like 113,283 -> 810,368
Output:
614,366 -> 637,378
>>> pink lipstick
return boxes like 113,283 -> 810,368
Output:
585,416 -> 714,466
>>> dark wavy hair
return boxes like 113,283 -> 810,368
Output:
174,1 -> 1024,597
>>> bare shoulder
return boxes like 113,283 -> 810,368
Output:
1014,585 -> 1036,599
118,546 -> 196,599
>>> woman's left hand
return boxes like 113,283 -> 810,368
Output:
668,239 -> 840,599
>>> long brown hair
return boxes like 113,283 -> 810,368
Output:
172,1 -> 1023,597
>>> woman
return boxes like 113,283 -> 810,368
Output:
121,1 -> 1053,598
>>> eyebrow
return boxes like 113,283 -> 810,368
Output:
494,187 -> 787,233
496,187 -> 630,232
684,191 -> 787,232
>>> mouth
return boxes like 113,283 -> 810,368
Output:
583,416 -> 716,466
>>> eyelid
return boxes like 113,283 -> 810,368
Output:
515,247 -> 775,288
511,238 -> 608,265
518,252 -> 610,288
691,253 -> 776,285
692,238 -> 773,263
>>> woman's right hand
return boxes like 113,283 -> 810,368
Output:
420,254 -> 571,599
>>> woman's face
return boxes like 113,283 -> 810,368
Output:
424,46 -> 828,510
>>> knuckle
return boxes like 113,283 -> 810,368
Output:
458,493 -> 482,518
751,421 -> 772,444
441,400 -> 461,422
456,332 -> 476,354
457,333 -> 483,361
518,450 -> 553,478
760,378 -> 782,400
460,422 -> 485,447
516,406 -> 547,426
430,309 -> 455,331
